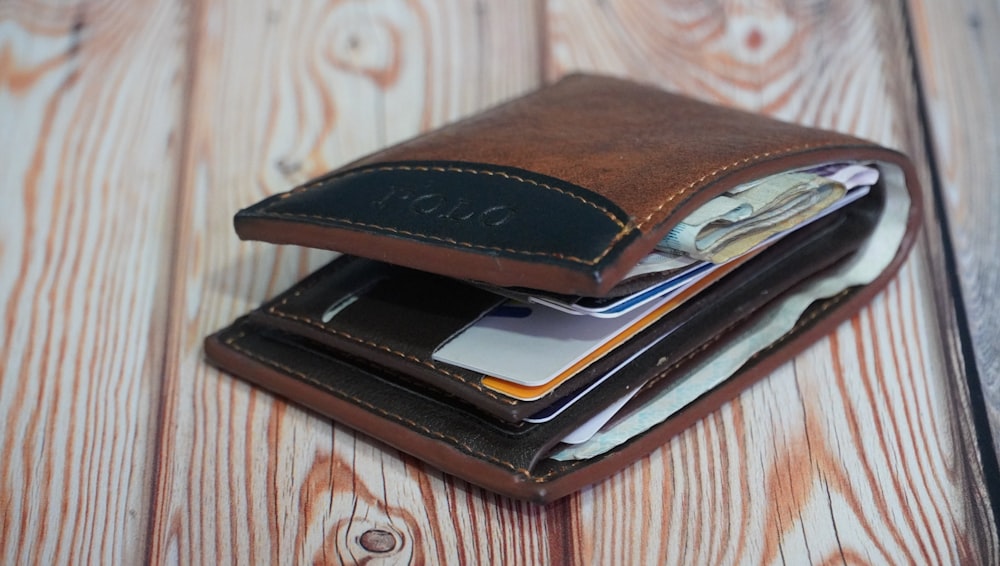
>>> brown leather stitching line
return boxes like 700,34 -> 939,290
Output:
269,286 -> 517,405
522,321 -> 749,480
530,287 -> 855,480
633,288 -> 852,399
273,164 -> 628,230
634,142 -> 832,230
279,165 -> 627,229
222,287 -> 853,483
261,146 -> 837,267
274,165 -> 627,230
223,332 -> 536,478
260,212 -> 633,266
266,307 -> 517,405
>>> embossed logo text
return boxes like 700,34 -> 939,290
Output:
372,188 -> 515,227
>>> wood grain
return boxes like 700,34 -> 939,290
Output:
2,0 -> 997,563
0,0 -> 186,563
148,1 -> 549,564
909,0 -> 1000,463
546,0 -> 995,563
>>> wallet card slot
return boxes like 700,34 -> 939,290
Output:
548,177 -> 886,460
601,209 -> 876,433
208,320 -> 633,471
317,265 -> 501,353
251,257 -> 515,404
207,321 -> 548,474
247,176 -> 882,429
215,187 -> 883,487
213,317 -> 720,473
253,255 -> 697,424
205,232 -> 863,496
265,258 -> 502,350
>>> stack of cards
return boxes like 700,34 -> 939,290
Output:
432,163 -> 878,446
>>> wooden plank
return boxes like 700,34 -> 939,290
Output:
0,1 -> 187,564
909,0 -> 1000,463
148,1 -> 549,563
545,0 -> 997,563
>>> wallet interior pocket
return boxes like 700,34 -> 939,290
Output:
251,187 -> 869,427
544,164 -> 905,469
208,170 -> 885,491
251,255 -> 675,423
205,75 -> 924,502
252,259 -> 563,423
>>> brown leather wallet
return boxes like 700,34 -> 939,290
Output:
204,74 -> 923,502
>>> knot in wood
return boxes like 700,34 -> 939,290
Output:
359,529 -> 397,553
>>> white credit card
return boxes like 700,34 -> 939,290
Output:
559,387 -> 641,444
432,298 -> 667,388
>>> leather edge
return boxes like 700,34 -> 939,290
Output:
209,149 -> 923,504
520,151 -> 924,502
203,331 -> 555,503
235,145 -> 908,298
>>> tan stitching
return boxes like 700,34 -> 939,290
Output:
262,146 -> 838,267
267,306 -> 517,405
275,164 -> 627,231
740,288 -> 853,365
270,285 -> 517,405
635,288 -> 853,399
534,287 -> 856,478
262,213 -> 632,266
264,164 -> 637,267
222,288 -> 854,483
223,332 -> 536,478
634,142 -> 831,230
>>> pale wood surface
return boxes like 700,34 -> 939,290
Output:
0,1 -> 185,563
149,2 -> 546,564
909,0 -> 1000,464
1,0 -> 997,564
545,1 -> 997,563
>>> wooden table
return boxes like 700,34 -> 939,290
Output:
3,1 -> 998,563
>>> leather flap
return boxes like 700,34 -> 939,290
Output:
233,74 -> 891,296
236,162 -> 641,295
